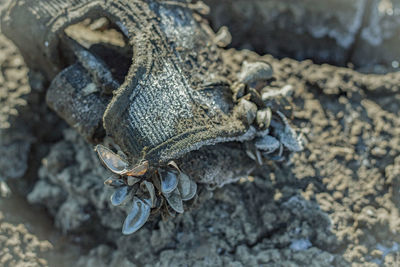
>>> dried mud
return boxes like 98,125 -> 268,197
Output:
0,209 -> 52,267
1,2 -> 400,267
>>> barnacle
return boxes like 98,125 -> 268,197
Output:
2,0 -> 303,234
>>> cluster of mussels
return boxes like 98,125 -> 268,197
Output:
232,61 -> 304,164
95,145 -> 197,235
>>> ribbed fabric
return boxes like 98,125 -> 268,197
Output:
3,0 -> 251,164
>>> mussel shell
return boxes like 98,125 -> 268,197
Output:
104,177 -> 125,187
142,181 -> 156,208
110,186 -> 130,206
122,197 -> 151,235
164,188 -> 184,214
125,160 -> 149,177
159,170 -> 179,195
95,145 -> 129,175
182,180 -> 197,201
178,172 -> 197,201
127,176 -> 141,186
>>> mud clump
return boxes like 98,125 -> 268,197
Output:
0,211 -> 52,266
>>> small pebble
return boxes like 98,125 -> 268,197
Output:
237,98 -> 257,125
238,61 -> 273,85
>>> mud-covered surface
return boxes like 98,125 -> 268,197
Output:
1,1 -> 400,267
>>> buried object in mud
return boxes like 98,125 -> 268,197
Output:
2,0 -> 303,234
